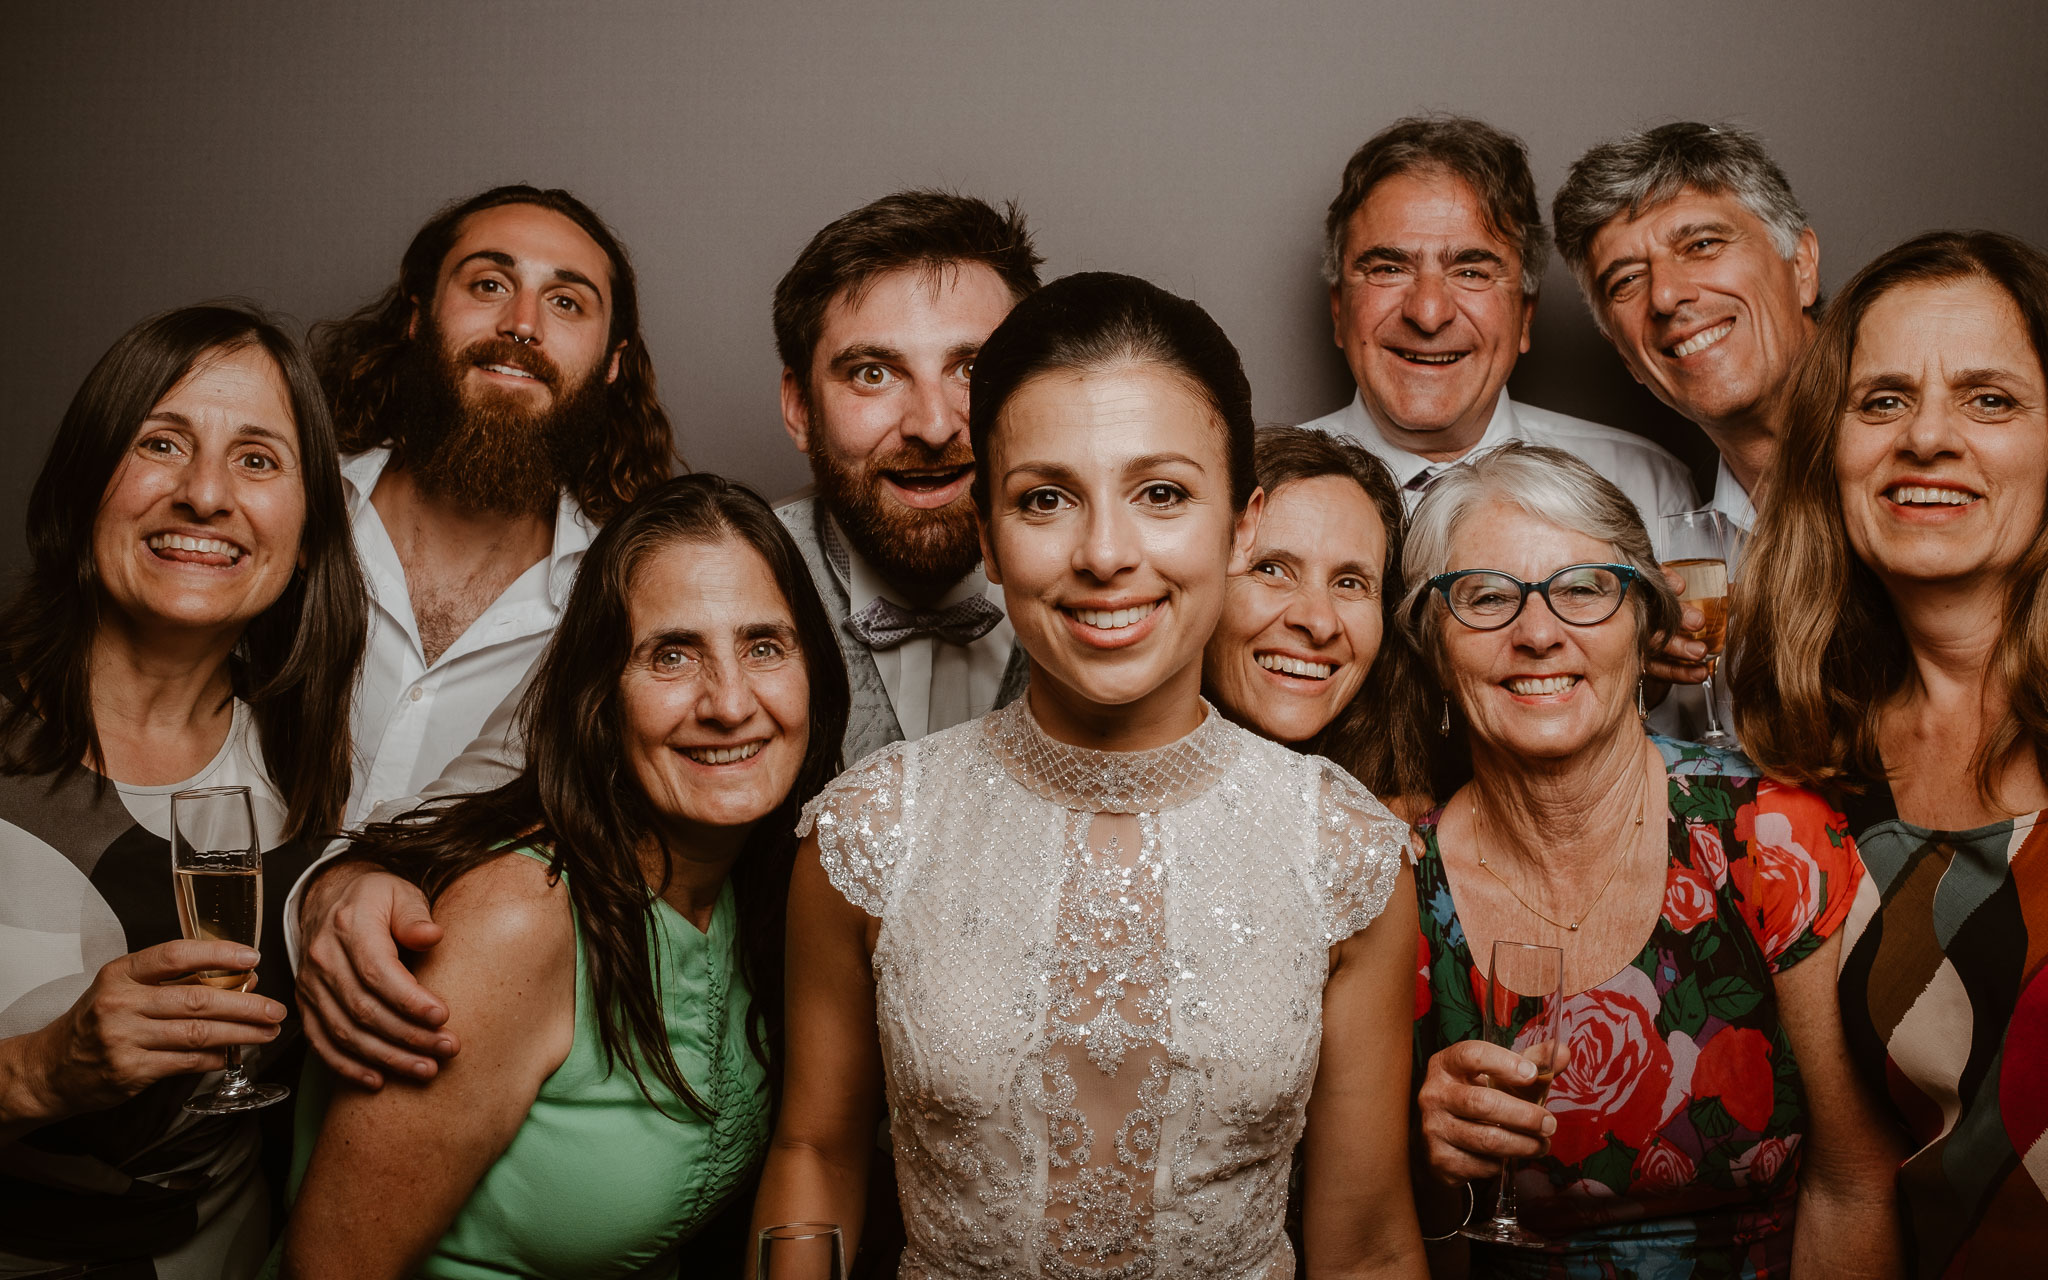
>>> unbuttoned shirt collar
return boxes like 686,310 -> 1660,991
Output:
340,446 -> 594,618
340,446 -> 596,821
1709,456 -> 1757,534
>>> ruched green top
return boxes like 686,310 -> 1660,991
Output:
290,848 -> 770,1279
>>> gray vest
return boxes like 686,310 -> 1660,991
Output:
776,494 -> 1030,766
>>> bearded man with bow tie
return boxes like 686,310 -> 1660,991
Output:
771,190 -> 1043,762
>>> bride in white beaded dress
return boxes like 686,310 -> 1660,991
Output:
752,273 -> 1426,1279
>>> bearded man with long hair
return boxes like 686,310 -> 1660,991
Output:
285,186 -> 679,1091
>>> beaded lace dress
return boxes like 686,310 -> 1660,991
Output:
800,697 -> 1407,1279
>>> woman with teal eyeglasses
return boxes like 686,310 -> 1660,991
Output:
279,475 -> 850,1279
1398,442 -> 1900,1279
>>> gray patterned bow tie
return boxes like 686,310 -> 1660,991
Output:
843,594 -> 1004,650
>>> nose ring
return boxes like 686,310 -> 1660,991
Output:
510,333 -> 536,346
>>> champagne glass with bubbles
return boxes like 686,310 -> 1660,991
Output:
1461,940 -> 1567,1247
172,785 -> 288,1114
1660,510 -> 1736,746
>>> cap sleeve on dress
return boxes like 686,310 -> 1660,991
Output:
1727,776 -> 1863,972
1310,759 -> 1410,945
797,745 -> 911,918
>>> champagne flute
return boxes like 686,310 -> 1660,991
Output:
171,785 -> 289,1115
1659,509 -> 1735,746
757,1222 -> 844,1280
1460,940 -> 1566,1247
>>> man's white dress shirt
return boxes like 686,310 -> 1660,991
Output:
285,449 -> 592,964
342,447 -> 595,824
1709,456 -> 1758,534
1301,391 -> 1699,523
1304,391 -> 1702,737
827,516 -> 1016,740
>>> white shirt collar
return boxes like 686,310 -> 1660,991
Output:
1709,456 -> 1757,533
339,446 -> 596,607
1337,389 -> 1520,486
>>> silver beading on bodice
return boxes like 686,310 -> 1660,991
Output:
800,698 -> 1406,1279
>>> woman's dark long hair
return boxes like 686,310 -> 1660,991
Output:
0,304 -> 367,841
310,185 -> 679,524
1233,426 -> 1434,806
351,474 -> 850,1116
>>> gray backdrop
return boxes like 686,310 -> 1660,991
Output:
6,1 -> 2046,582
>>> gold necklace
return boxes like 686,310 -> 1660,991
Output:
1470,766 -> 1653,933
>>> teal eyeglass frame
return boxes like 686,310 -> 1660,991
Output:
1419,562 -> 1641,631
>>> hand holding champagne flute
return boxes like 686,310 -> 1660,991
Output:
1461,940 -> 1567,1247
172,785 -> 288,1115
1660,510 -> 1736,746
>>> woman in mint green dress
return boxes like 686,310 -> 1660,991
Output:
280,475 -> 850,1279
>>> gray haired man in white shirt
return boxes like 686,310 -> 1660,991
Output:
1552,121 -> 1823,538
1552,124 -> 1823,736
1303,115 -> 1699,523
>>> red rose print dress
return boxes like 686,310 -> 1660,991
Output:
1412,740 -> 1863,1279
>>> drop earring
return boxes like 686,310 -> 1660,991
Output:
1637,678 -> 1648,720
1440,696 -> 1452,737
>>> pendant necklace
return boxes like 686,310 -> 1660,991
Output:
1471,763 -> 1653,932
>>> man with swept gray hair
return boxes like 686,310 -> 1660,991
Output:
1553,122 -> 1821,533
1303,114 -> 1696,524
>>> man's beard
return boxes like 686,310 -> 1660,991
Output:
396,321 -> 610,518
809,437 -> 983,592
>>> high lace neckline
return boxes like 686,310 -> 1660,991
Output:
982,694 -> 1240,814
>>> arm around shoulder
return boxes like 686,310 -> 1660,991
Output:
284,850 -> 577,1280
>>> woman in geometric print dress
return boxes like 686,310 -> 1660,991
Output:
1401,442 -> 1901,1278
1735,229 -> 2048,1277
0,305 -> 366,1279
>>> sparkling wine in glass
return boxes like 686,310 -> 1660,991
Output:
757,1222 -> 844,1280
1461,940 -> 1567,1248
1660,509 -> 1736,746
172,785 -> 288,1115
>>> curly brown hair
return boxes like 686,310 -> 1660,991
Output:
311,186 -> 679,523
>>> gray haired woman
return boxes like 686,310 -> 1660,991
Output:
1400,442 -> 1897,1277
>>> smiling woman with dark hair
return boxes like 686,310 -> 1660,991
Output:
753,272 -> 1425,1279
1202,424 -> 1434,815
0,303 -> 366,1280
280,474 -> 850,1280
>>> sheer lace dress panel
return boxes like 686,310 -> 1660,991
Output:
798,698 -> 1406,1279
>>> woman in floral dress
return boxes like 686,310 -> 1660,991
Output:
1401,443 -> 1900,1278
